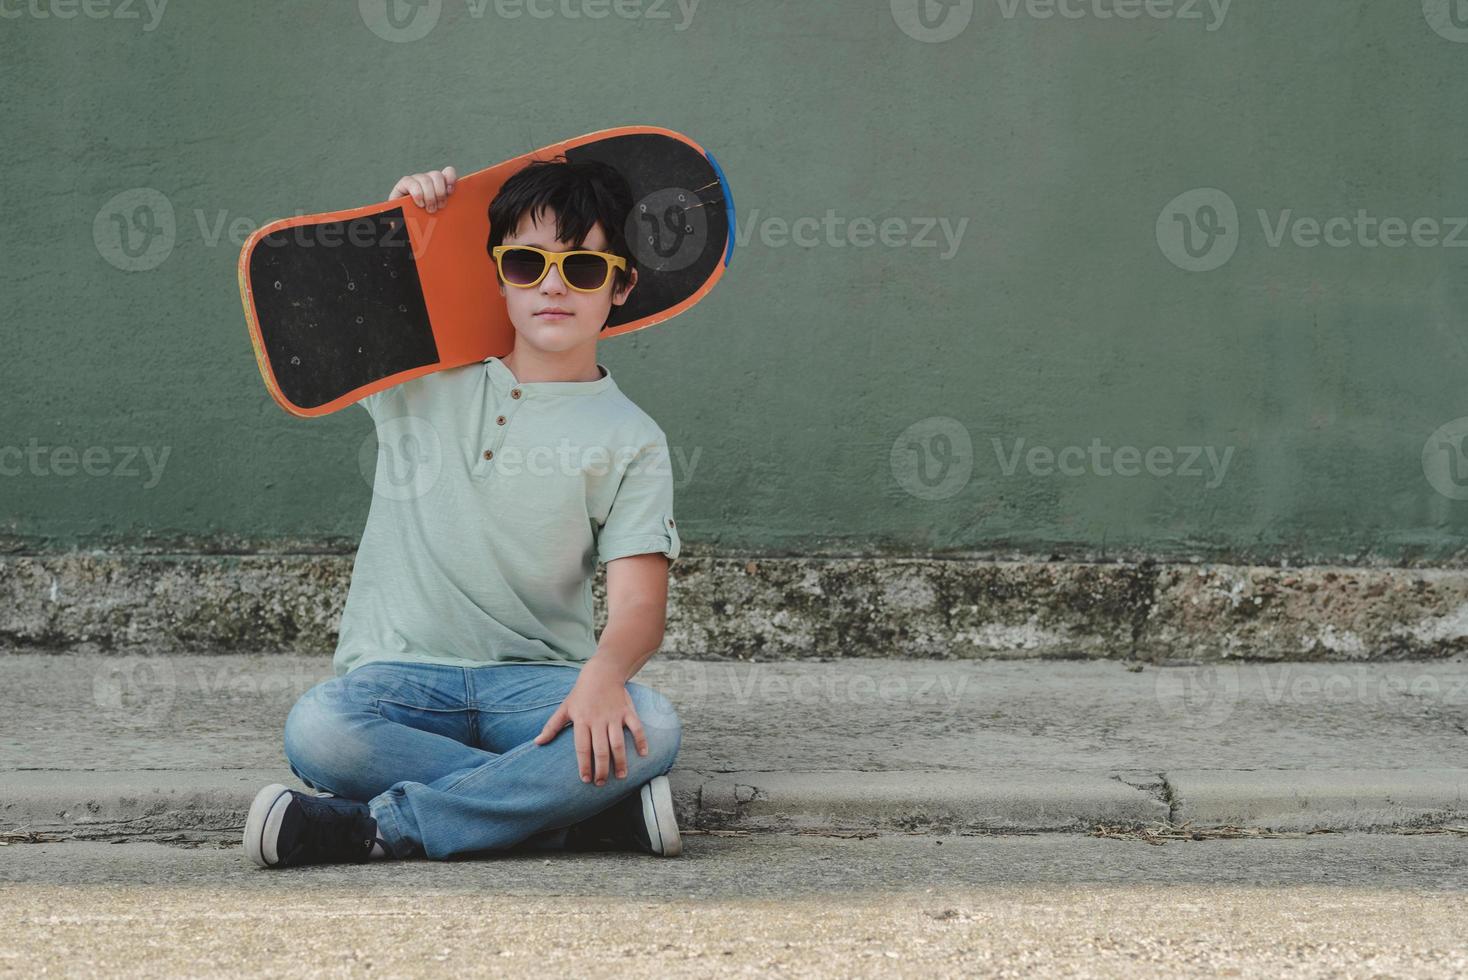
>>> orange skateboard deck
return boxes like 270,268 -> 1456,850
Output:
238,125 -> 734,417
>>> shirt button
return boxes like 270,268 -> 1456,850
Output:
483,450 -> 494,460
667,518 -> 676,527
511,388 -> 522,399
496,415 -> 506,425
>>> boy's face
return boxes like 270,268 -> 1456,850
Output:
496,207 -> 637,355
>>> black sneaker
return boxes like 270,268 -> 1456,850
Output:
243,783 -> 388,868
564,774 -> 682,857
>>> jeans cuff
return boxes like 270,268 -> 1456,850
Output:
369,795 -> 409,859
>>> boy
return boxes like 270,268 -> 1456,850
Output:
243,157 -> 685,867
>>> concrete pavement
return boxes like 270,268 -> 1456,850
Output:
2,654 -> 1466,841
2,834 -> 1467,976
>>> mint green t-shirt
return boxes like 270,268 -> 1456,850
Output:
332,355 -> 681,677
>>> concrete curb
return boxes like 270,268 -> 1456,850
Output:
1167,768 -> 1468,832
685,770 -> 1168,832
9,553 -> 1468,661
5,768 -> 1466,841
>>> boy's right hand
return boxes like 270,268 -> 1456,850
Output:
388,166 -> 457,213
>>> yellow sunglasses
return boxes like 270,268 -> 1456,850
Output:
490,244 -> 628,293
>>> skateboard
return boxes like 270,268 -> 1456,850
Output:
238,125 -> 734,417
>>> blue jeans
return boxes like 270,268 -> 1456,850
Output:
281,661 -> 683,860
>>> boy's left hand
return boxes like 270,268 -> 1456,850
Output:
532,661 -> 649,786
387,165 -> 457,213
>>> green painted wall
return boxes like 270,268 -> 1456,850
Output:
4,1 -> 1468,563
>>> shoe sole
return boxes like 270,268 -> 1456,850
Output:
243,783 -> 294,868
642,775 -> 682,857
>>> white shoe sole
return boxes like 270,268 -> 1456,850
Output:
641,775 -> 682,857
243,783 -> 294,868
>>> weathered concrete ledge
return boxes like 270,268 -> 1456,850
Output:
5,768 -> 1464,840
5,553 -> 1468,661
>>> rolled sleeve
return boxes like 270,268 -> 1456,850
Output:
596,436 -> 681,566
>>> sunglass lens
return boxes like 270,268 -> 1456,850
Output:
500,247 -> 545,285
562,252 -> 610,290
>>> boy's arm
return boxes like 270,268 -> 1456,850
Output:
530,554 -> 671,785
534,553 -> 672,785
584,553 -> 670,684
589,432 -> 681,682
530,434 -> 681,785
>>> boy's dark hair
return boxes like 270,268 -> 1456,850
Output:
486,156 -> 636,320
